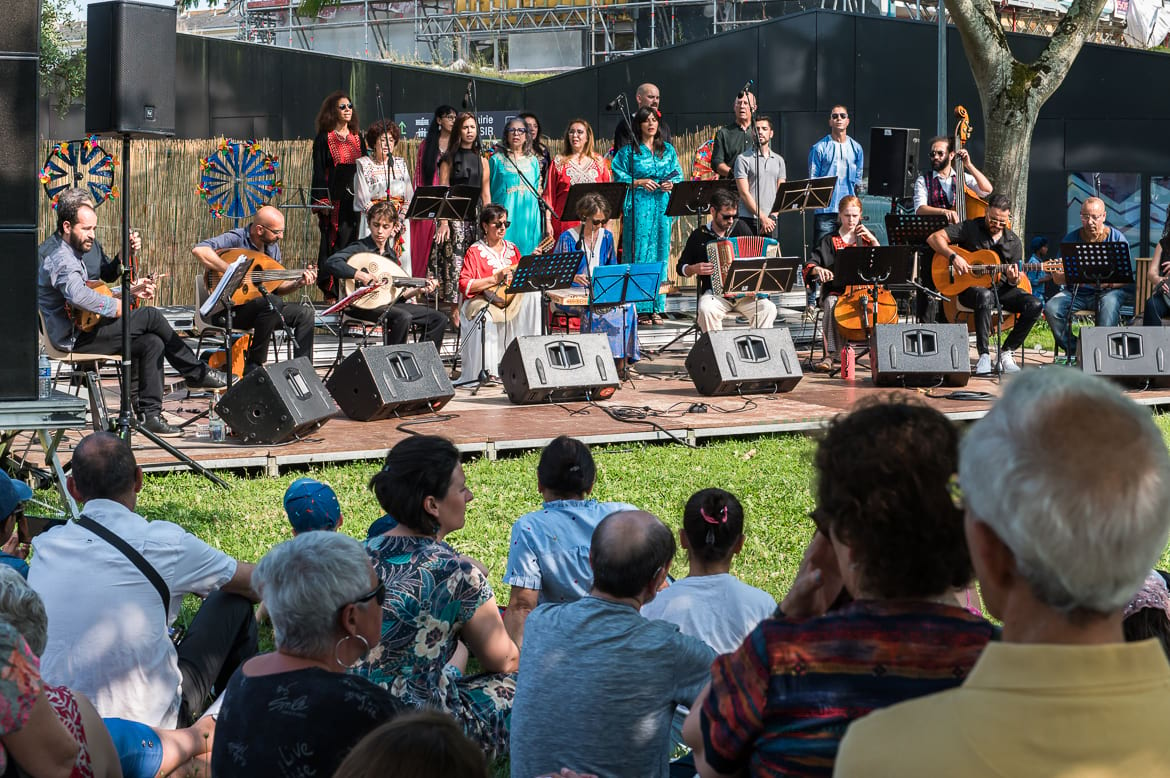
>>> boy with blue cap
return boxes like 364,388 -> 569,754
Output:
283,478 -> 343,535
0,474 -> 33,577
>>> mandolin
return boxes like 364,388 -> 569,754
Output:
342,252 -> 430,310
931,247 -> 1062,297
205,249 -> 308,306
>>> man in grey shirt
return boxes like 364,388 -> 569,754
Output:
733,114 -> 787,238
510,510 -> 716,778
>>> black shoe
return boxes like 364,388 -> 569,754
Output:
142,415 -> 182,437
186,368 -> 228,390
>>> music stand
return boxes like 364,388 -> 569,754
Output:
405,185 -> 481,221
590,262 -> 664,383
665,180 -> 738,217
1060,241 -> 1135,286
561,182 -> 628,223
723,257 -> 802,296
774,176 -> 838,268
886,213 -> 951,320
508,251 -> 585,335
835,245 -> 917,288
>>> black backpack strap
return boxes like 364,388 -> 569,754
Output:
76,515 -> 171,616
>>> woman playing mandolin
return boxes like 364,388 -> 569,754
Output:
456,205 -> 542,384
805,195 -> 883,373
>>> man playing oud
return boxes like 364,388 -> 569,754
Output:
192,205 -> 317,374
926,193 -> 1042,376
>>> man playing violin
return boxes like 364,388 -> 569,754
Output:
38,198 -> 226,437
926,193 -> 1041,376
322,201 -> 446,351
676,188 -> 778,334
913,136 -> 992,224
192,205 -> 317,374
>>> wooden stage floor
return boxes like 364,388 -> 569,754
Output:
28,346 -> 1170,475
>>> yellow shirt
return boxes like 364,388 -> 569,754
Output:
834,638 -> 1170,777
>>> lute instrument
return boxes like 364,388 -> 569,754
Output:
204,248 -> 308,306
66,281 -> 115,333
342,253 -> 429,310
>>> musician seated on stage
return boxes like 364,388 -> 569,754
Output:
456,204 -> 542,384
38,187 -> 140,286
676,188 -> 778,334
805,195 -> 880,373
912,136 -> 992,224
1045,196 -> 1135,359
926,193 -> 1041,375
37,198 -> 226,438
191,205 -> 317,374
322,201 -> 446,352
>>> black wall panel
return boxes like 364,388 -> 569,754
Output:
813,12 -> 855,115
758,15 -> 815,113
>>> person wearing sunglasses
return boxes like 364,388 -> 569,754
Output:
807,104 -> 865,247
912,135 -> 992,225
310,92 -> 367,298
212,531 -> 406,778
0,473 -> 32,578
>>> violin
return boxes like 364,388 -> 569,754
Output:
832,229 -> 897,343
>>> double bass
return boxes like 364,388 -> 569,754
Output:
952,105 -> 992,223
832,228 -> 898,343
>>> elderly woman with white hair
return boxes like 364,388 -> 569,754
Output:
211,532 -> 406,778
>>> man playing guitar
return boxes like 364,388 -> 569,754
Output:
322,201 -> 447,351
926,193 -> 1042,376
192,205 -> 317,374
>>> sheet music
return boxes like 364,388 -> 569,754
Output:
200,256 -> 250,318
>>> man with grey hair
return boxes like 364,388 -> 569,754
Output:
613,82 -> 672,150
29,432 -> 258,729
510,510 -> 716,778
835,368 -> 1170,777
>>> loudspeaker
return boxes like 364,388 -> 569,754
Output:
869,324 -> 970,387
869,127 -> 920,200
685,329 -> 802,396
86,1 -> 176,137
1078,327 -> 1170,388
0,232 -> 38,400
326,343 -> 455,421
499,334 -> 620,404
0,0 -> 38,55
215,357 -> 337,443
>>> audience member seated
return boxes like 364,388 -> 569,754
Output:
510,510 -> 717,778
834,369 -> 1170,777
0,619 -> 79,776
283,477 -> 343,535
684,397 -> 995,777
502,435 -> 638,648
212,532 -> 405,777
0,567 -> 119,778
30,432 -> 258,730
332,710 -> 490,778
0,473 -> 32,578
1123,570 -> 1170,660
357,435 -> 518,760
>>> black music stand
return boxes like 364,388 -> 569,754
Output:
724,257 -> 802,296
508,251 -> 585,335
1060,241 -> 1135,286
561,182 -> 628,223
774,176 -> 837,260
405,185 -> 481,221
665,180 -> 738,217
830,245 -> 917,373
886,213 -> 951,320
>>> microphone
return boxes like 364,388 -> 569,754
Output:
605,94 -> 623,111
375,83 -> 382,96
462,81 -> 473,110
739,79 -> 754,96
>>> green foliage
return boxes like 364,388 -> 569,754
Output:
39,0 -> 85,119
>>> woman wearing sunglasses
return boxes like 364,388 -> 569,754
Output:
311,91 -> 367,298
357,436 -> 519,760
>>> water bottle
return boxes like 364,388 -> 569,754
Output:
840,343 -> 856,381
208,397 -> 226,443
37,348 -> 52,400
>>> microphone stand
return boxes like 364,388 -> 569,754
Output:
612,93 -> 640,276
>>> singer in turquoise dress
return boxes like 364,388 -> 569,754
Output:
611,107 -> 682,316
487,118 -> 547,257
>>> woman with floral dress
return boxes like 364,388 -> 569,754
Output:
546,118 -> 612,240
354,120 -> 414,271
356,435 -> 519,759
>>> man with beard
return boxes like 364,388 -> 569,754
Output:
912,135 -> 992,224
38,200 -> 225,436
613,83 -> 672,151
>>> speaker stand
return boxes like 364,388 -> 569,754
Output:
113,133 -> 227,488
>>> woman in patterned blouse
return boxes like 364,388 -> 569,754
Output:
311,90 -> 367,297
546,118 -> 612,240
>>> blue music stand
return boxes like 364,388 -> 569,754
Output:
590,262 -> 665,309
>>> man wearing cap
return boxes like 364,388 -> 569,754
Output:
283,477 -> 343,535
0,474 -> 33,578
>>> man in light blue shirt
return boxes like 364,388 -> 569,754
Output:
808,104 -> 864,246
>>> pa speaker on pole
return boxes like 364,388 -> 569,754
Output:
86,1 -> 176,137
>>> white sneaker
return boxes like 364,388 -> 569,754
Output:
998,353 -> 1020,374
974,354 -> 992,375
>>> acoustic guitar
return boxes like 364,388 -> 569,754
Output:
931,246 -> 1062,297
66,281 -> 115,333
342,253 -> 430,310
204,249 -> 308,306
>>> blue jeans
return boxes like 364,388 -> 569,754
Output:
1044,285 -> 1136,354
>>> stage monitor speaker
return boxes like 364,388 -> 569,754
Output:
869,127 -> 920,200
215,357 -> 337,443
326,343 -> 455,421
0,231 -> 38,400
685,329 -> 802,396
86,1 -> 176,137
499,334 -> 619,404
870,323 -> 970,387
1078,327 -> 1170,388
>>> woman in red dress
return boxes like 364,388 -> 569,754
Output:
546,118 -> 611,240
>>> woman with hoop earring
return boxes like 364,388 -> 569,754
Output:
211,532 -> 405,777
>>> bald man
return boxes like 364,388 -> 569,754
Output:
192,205 -> 317,373
613,82 -> 672,151
1044,196 -> 1135,360
510,510 -> 715,778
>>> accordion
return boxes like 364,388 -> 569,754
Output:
705,236 -> 780,296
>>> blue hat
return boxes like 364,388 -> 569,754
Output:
1030,236 -> 1049,253
0,475 -> 32,522
283,478 -> 342,533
